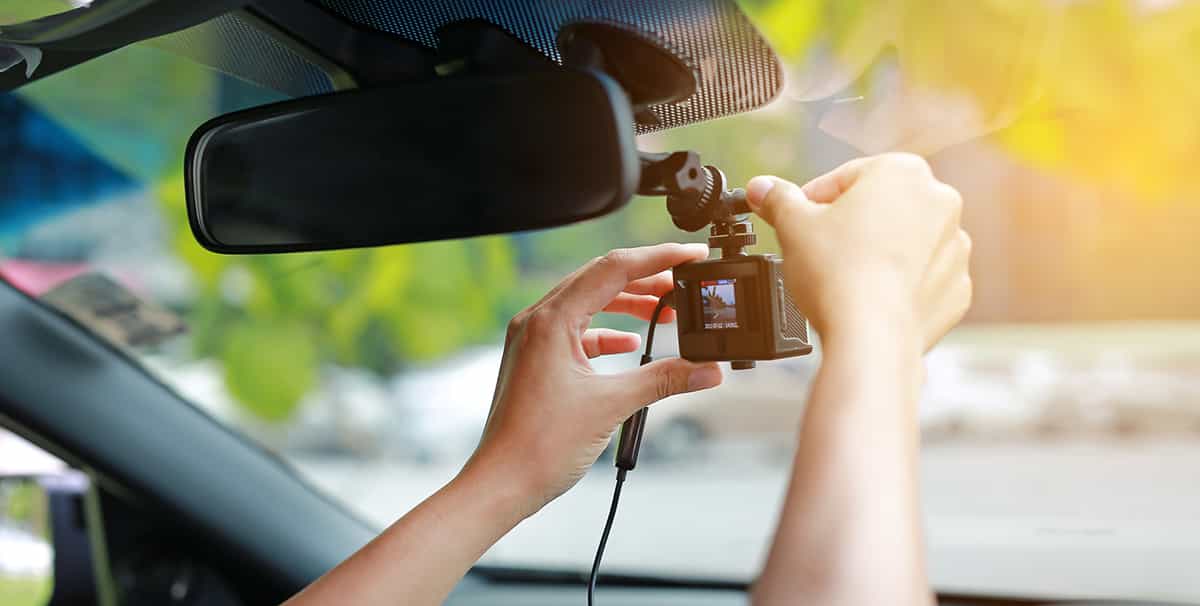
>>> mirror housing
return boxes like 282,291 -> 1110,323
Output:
185,68 -> 639,254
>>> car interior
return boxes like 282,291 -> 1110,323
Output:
3,1 -> 1200,605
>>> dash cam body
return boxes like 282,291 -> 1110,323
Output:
618,150 -> 815,473
642,160 -> 814,369
673,254 -> 812,366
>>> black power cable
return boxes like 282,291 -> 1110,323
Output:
587,467 -> 626,606
587,292 -> 673,606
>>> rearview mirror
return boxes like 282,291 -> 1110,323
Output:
185,69 -> 639,253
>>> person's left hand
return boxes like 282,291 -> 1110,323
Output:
463,243 -> 724,517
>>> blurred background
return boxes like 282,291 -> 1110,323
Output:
4,0 -> 1200,602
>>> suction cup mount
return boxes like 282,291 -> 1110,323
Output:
558,21 -> 700,127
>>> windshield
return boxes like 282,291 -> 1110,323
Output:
3,1 -> 1200,602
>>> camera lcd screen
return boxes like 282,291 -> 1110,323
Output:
700,279 -> 738,329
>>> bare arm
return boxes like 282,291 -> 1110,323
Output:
755,303 -> 931,605
282,462 -> 530,606
283,243 -> 724,606
745,155 -> 972,606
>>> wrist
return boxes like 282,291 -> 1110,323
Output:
820,305 -> 920,355
812,288 -> 924,392
810,269 -> 919,351
455,451 -> 543,524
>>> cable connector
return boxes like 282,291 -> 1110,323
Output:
588,291 -> 673,605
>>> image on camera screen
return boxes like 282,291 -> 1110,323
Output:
701,279 -> 738,330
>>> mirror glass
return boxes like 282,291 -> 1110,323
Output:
186,69 -> 639,253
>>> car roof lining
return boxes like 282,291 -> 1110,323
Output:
0,0 -> 246,91
3,0 -> 784,132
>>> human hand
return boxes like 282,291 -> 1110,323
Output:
745,153 -> 972,351
463,244 -> 724,518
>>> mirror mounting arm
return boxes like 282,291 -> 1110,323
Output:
433,20 -> 555,77
558,21 -> 698,128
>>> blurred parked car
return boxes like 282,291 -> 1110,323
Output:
1038,352 -> 1200,438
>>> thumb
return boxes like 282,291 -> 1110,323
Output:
600,358 -> 723,419
745,175 -> 818,229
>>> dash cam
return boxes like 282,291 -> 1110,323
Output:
638,150 -> 813,369
672,223 -> 812,369
674,252 -> 811,368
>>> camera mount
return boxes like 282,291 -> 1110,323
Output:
557,19 -> 754,249
565,26 -> 808,604
636,149 -> 756,259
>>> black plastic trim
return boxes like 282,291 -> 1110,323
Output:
0,0 -> 245,50
0,280 -> 376,594
247,0 -> 435,86
1,0 -> 244,93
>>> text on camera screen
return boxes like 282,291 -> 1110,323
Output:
701,279 -> 738,329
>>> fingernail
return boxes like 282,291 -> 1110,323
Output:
687,365 -> 723,391
745,176 -> 777,210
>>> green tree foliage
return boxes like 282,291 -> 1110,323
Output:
18,1 -> 1200,420
743,0 -> 1200,200
157,176 -> 524,421
17,43 -> 531,420
1,481 -> 40,526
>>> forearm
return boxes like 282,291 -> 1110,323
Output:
753,309 -> 933,606
284,462 -> 532,606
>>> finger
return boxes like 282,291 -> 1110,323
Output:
797,157 -> 874,203
744,175 -> 820,231
581,328 -> 642,359
598,358 -> 723,419
555,243 -> 709,317
602,293 -> 678,323
623,270 -> 678,296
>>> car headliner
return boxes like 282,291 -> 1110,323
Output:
0,0 -> 784,133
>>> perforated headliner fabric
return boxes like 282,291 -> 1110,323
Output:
150,13 -> 337,98
313,0 -> 783,133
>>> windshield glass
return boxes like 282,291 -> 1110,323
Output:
3,2 -> 1200,602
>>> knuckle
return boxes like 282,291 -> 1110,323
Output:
879,152 -> 931,176
525,305 -> 558,333
585,254 -> 607,274
930,183 -> 962,225
505,311 -> 528,339
601,248 -> 631,268
959,230 -> 973,255
653,364 -> 684,401
939,183 -> 964,212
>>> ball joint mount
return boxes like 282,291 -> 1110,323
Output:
637,150 -> 757,259
556,21 -> 757,258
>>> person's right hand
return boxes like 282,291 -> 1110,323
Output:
745,153 -> 971,351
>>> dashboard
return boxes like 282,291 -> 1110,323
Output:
448,579 -> 1187,606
